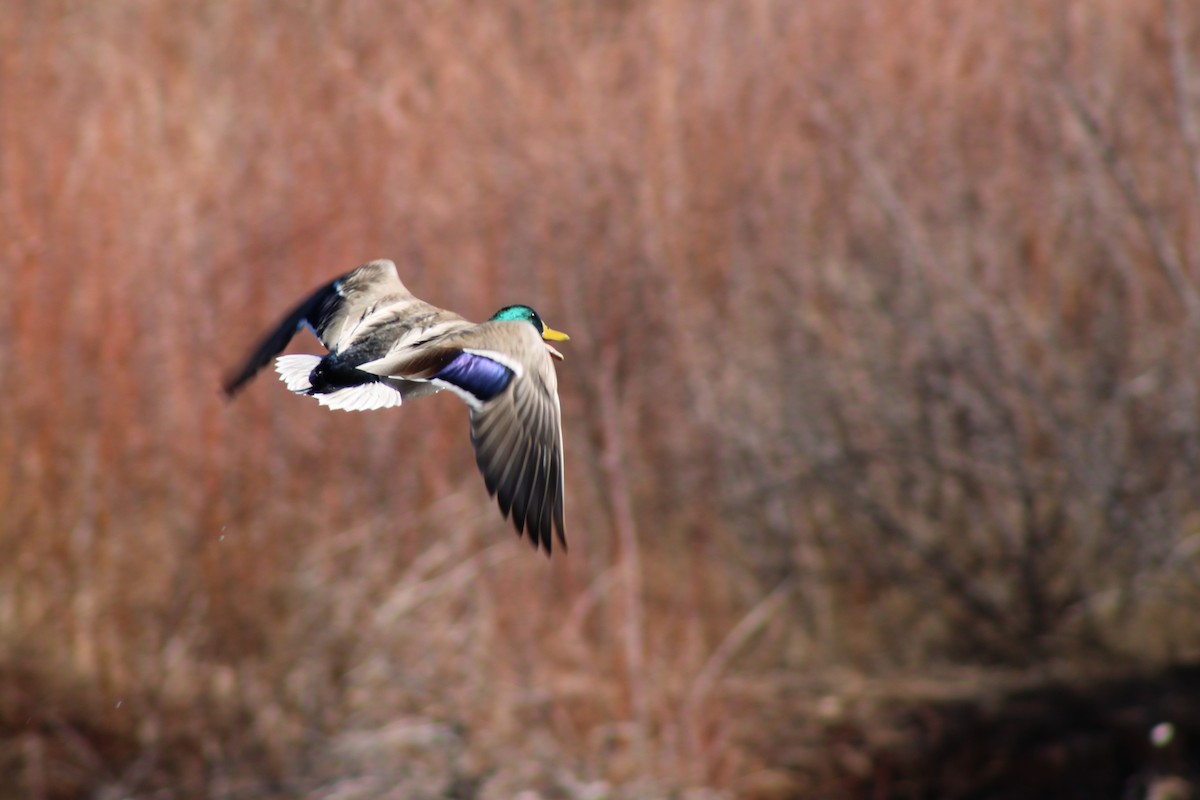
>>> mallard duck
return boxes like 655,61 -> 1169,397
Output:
224,259 -> 569,553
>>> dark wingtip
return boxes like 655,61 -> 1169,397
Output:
553,505 -> 567,554
533,515 -> 567,557
547,528 -> 566,558
222,353 -> 270,399
221,274 -> 342,404
522,517 -> 541,551
515,513 -> 556,556
222,370 -> 251,400
554,509 -> 567,554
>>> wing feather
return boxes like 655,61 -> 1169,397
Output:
223,278 -> 337,395
463,325 -> 566,552
223,259 -> 412,396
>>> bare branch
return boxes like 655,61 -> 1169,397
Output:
1057,78 -> 1200,323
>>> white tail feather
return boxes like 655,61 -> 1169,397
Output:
275,354 -> 322,392
274,354 -> 403,411
314,382 -> 404,412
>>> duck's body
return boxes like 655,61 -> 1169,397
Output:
224,259 -> 569,553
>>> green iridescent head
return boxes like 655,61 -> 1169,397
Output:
489,305 -> 570,341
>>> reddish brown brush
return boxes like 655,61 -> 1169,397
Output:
1,1 -> 1198,796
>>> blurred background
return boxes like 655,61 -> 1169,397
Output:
3,1 -> 1200,797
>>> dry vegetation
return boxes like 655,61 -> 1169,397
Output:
2,1 -> 1200,797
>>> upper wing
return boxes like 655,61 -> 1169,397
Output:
223,259 -> 413,396
312,259 -> 413,350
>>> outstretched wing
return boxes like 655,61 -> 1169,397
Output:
467,356 -> 566,553
223,259 -> 411,396
358,322 -> 567,552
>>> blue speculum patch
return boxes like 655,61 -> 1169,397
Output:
434,352 -> 513,402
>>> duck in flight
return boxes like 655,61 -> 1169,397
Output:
223,259 -> 570,553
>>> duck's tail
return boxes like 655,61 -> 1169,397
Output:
274,354 -> 322,393
273,354 -> 404,412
